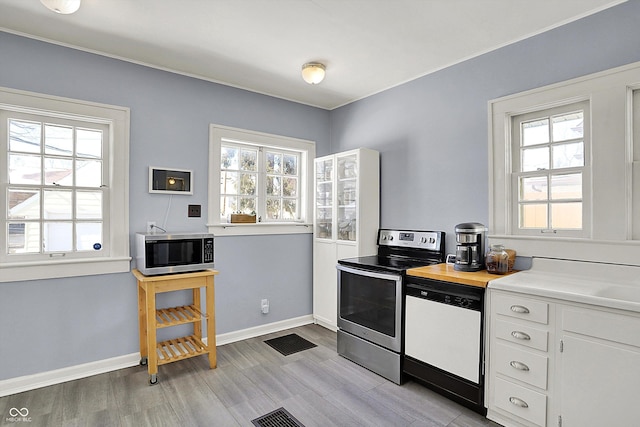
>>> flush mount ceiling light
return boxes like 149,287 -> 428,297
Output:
40,0 -> 81,14
301,62 -> 326,85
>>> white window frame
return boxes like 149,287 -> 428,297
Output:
0,87 -> 130,282
208,124 -> 314,236
489,61 -> 640,266
510,101 -> 591,238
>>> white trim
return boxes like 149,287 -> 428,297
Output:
214,314 -> 314,346
0,353 -> 140,398
207,223 -> 313,237
0,315 -> 314,397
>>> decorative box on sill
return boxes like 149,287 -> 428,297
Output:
230,214 -> 256,223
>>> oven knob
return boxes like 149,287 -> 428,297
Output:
429,237 -> 436,244
388,235 -> 393,241
420,237 -> 427,243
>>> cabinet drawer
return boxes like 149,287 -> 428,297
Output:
494,342 -> 548,389
495,319 -> 548,352
494,293 -> 549,324
494,377 -> 547,427
562,307 -> 640,348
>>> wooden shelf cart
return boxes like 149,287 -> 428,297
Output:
132,268 -> 218,384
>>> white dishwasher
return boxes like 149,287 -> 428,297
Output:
403,277 -> 485,414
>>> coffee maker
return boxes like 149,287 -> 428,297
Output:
454,222 -> 486,272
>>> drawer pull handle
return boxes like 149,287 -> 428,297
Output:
510,360 -> 530,371
510,305 -> 530,314
511,331 -> 531,340
509,397 -> 529,408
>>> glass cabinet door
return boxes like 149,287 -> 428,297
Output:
315,158 -> 334,239
337,154 -> 357,241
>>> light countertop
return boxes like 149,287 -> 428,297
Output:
407,263 -> 513,288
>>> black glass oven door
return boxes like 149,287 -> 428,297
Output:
336,264 -> 402,352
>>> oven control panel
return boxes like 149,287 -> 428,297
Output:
378,229 -> 443,250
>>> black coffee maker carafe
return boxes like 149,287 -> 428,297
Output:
454,222 -> 486,272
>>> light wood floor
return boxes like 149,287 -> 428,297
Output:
0,324 -> 501,427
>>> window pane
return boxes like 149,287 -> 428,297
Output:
266,199 -> 281,219
552,142 -> 584,168
239,173 -> 256,195
240,149 -> 257,171
9,119 -> 41,153
283,177 -> 297,197
76,222 -> 102,251
44,157 -> 73,186
8,189 -> 40,219
44,124 -> 73,156
220,195 -> 237,218
519,176 -> 548,201
521,147 -> 549,172
284,154 -> 298,175
282,199 -> 297,220
239,197 -> 255,214
44,189 -> 72,219
76,159 -> 102,187
76,128 -> 102,158
8,222 -> 40,254
520,204 -> 548,229
551,173 -> 581,200
76,191 -> 102,219
551,203 -> 582,229
552,112 -> 583,142
220,171 -> 238,194
221,146 -> 238,169
9,153 -> 41,184
43,222 -> 72,252
522,119 -> 549,146
267,176 -> 281,196
266,152 -> 282,173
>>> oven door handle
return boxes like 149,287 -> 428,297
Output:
336,264 -> 402,282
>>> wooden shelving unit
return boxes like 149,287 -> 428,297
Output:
132,269 -> 219,384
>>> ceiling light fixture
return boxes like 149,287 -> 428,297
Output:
301,62 -> 326,85
40,0 -> 81,14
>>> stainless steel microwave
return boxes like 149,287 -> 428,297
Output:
135,232 -> 214,276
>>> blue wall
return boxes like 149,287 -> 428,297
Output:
0,32 -> 328,381
2,0 -> 640,382
329,0 -> 640,254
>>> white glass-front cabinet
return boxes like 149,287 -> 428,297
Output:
313,148 -> 380,330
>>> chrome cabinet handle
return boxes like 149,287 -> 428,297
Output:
511,331 -> 531,340
509,397 -> 529,408
510,360 -> 530,371
510,305 -> 530,314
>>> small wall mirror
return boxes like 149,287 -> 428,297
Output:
149,167 -> 193,195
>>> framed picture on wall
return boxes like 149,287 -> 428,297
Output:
149,167 -> 193,195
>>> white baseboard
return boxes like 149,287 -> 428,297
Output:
0,315 -> 314,397
0,353 -> 141,398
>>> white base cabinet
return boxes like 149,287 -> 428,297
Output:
312,148 -> 379,330
486,289 -> 640,427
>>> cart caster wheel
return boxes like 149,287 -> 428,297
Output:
149,374 -> 158,385
139,357 -> 148,366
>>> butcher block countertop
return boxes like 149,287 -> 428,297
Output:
407,263 -> 512,288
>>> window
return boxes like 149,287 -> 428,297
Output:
489,61 -> 640,265
511,102 -> 589,237
209,125 -> 314,236
0,87 -> 130,282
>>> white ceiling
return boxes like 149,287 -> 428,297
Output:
0,0 -> 626,109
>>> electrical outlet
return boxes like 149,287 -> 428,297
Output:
261,299 -> 269,314
146,221 -> 156,233
188,204 -> 201,217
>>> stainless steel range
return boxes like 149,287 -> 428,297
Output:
336,229 -> 445,384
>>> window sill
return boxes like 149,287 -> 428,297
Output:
0,257 -> 132,283
488,234 -> 640,267
207,222 -> 313,236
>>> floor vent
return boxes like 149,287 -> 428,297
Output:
251,407 -> 305,427
264,333 -> 317,356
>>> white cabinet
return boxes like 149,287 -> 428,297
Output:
487,292 -> 552,427
487,288 -> 640,427
312,148 -> 379,329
